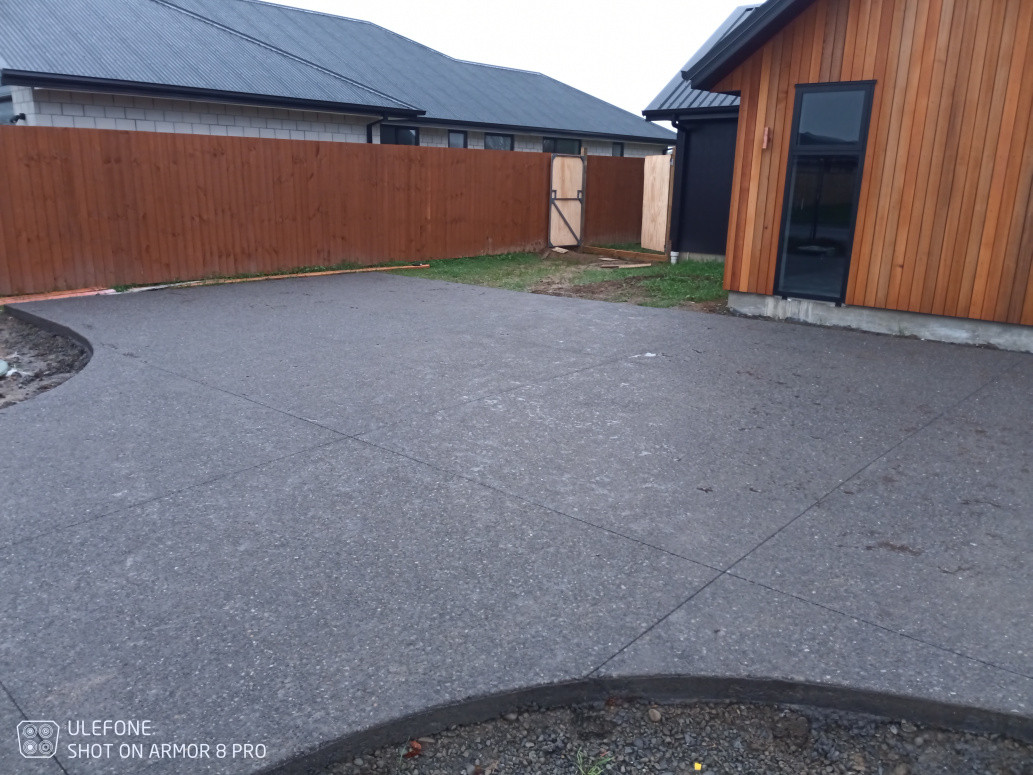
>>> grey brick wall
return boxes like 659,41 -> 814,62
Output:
624,143 -> 665,158
14,88 -> 668,156
22,89 -> 371,141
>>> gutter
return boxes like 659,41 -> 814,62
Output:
644,106 -> 740,124
397,116 -> 675,146
0,70 -> 424,120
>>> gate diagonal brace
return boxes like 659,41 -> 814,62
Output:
550,191 -> 583,247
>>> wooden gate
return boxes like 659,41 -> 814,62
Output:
548,154 -> 585,248
641,153 -> 674,253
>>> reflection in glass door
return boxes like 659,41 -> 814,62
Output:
776,83 -> 874,302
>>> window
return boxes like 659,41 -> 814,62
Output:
0,87 -> 13,124
612,142 -> 624,157
796,90 -> 868,145
380,125 -> 419,146
484,133 -> 513,151
776,82 -> 875,303
543,137 -> 581,155
448,130 -> 468,149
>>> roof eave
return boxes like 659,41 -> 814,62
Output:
0,70 -> 424,119
643,105 -> 739,121
395,116 -> 674,145
684,0 -> 816,90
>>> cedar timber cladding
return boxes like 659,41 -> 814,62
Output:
716,0 -> 1033,326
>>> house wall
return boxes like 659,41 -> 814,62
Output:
18,88 -> 372,141
716,0 -> 1033,326
13,87 -> 667,157
624,143 -> 667,158
671,117 -> 738,256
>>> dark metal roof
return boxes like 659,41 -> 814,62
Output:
643,5 -> 758,120
684,0 -> 817,91
0,0 -> 675,144
163,0 -> 673,142
0,0 -> 418,115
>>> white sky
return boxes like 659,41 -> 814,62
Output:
263,0 -> 748,118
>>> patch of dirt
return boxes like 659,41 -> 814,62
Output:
531,275 -> 651,305
679,298 -> 730,314
0,311 -> 89,409
530,273 -> 730,314
327,699 -> 1033,775
539,249 -> 605,265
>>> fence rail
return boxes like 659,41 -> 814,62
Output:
0,127 -> 646,296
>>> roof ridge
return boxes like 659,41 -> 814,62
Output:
189,0 -> 550,77
208,0 -> 472,65
147,0 -> 421,111
525,70 -> 655,123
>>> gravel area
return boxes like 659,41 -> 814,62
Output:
0,310 -> 89,408
327,700 -> 1032,775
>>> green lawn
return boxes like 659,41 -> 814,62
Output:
390,253 -> 570,291
391,252 -> 726,309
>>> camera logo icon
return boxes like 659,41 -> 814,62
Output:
17,721 -> 59,758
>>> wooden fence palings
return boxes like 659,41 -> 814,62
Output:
0,128 -> 644,296
583,156 -> 646,246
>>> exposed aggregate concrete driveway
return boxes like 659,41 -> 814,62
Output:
1,273 -> 1031,774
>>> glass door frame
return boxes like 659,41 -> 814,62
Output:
774,80 -> 876,304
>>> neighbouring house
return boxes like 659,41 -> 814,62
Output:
0,0 -> 674,156
672,0 -> 1033,351
644,5 -> 755,259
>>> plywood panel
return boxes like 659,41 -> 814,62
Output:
641,154 -> 672,252
716,0 -> 1033,327
549,154 -> 584,247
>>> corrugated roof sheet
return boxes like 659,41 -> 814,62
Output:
0,0 -> 674,143
0,0 -> 414,112
644,5 -> 758,118
164,0 -> 673,141
685,0 -> 817,91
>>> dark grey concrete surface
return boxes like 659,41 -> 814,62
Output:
1,273 -> 1029,773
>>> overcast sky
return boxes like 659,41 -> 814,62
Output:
264,0 -> 748,119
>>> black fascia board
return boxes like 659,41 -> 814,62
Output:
401,116 -> 674,145
684,0 -> 816,91
0,70 -> 424,119
643,105 -> 739,122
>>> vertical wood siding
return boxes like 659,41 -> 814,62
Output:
716,0 -> 1033,326
0,128 -> 561,295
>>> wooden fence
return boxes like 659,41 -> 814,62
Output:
0,127 -> 645,296
582,155 -> 645,246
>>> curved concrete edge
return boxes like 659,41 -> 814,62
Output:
260,675 -> 1033,775
5,303 -> 95,359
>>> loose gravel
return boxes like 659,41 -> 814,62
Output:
0,310 -> 89,409
327,699 -> 1032,775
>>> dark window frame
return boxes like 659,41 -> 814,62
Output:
612,142 -> 624,157
774,81 -> 876,304
543,136 -> 581,155
484,133 -> 514,151
380,124 -> 420,146
448,130 -> 468,149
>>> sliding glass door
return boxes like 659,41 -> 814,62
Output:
776,83 -> 874,302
